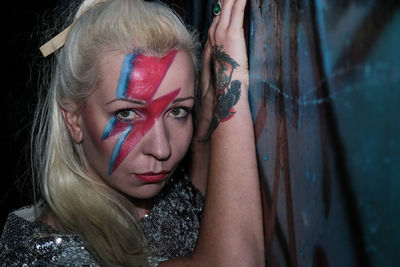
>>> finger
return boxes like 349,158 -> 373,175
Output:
202,39 -> 211,63
201,40 -> 212,73
201,40 -> 212,86
216,0 -> 234,30
208,13 -> 221,46
229,0 -> 247,30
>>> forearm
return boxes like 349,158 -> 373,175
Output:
161,0 -> 264,265
188,94 -> 213,195
194,85 -> 264,266
189,41 -> 214,195
161,87 -> 264,267
189,140 -> 210,195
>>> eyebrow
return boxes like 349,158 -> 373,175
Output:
172,96 -> 194,104
106,95 -> 194,105
106,98 -> 146,105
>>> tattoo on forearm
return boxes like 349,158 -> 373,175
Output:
211,45 -> 242,132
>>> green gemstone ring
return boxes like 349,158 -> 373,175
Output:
213,1 -> 222,16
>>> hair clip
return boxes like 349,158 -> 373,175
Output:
39,0 -> 102,57
39,26 -> 71,57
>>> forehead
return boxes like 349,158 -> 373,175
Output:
97,50 -> 195,101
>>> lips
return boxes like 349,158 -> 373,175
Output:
134,171 -> 170,183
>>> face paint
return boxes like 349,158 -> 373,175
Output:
117,51 -> 177,100
101,50 -> 179,175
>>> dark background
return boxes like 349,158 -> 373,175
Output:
0,1 -> 59,230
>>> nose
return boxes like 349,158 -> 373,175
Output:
142,119 -> 172,161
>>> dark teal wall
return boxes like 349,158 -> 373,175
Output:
248,0 -> 400,266
326,3 -> 400,266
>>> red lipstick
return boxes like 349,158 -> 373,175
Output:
135,171 -> 170,183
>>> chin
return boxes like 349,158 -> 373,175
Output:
124,181 -> 167,200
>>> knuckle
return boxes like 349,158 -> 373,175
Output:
232,3 -> 245,13
214,27 -> 227,42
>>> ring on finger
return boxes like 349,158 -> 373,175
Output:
213,1 -> 222,16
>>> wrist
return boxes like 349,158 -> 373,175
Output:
191,138 -> 210,152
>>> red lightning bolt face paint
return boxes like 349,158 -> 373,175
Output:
79,50 -> 195,199
102,50 -> 179,174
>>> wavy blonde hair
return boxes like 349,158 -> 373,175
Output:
32,0 -> 199,265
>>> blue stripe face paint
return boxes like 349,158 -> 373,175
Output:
116,53 -> 137,98
101,53 -> 137,175
108,124 -> 134,176
101,50 -> 178,175
101,116 -> 117,140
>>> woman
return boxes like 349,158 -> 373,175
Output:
0,0 -> 264,266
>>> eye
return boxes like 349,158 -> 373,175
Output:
169,107 -> 190,119
115,109 -> 137,121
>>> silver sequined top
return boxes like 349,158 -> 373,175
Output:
0,171 -> 204,266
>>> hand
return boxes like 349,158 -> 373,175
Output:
208,0 -> 249,90
190,0 -> 248,192
208,0 -> 249,131
190,0 -> 249,173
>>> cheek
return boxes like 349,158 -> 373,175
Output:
81,108 -> 115,161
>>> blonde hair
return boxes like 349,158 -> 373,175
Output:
32,0 -> 199,265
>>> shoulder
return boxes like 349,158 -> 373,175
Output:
0,205 -> 99,266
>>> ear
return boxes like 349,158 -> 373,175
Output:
61,106 -> 83,143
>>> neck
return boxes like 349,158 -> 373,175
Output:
130,197 -> 153,219
39,207 -> 66,232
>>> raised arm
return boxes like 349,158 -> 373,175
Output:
162,0 -> 265,265
189,39 -> 214,195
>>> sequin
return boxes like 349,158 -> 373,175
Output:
141,168 -> 204,265
0,168 -> 204,266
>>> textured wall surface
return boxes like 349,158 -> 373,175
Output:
248,0 -> 400,266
